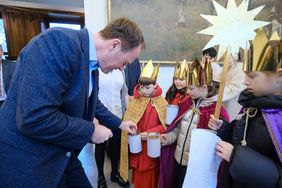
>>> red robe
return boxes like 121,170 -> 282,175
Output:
130,85 -> 166,188
170,93 -> 189,106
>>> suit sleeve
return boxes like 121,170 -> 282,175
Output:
16,29 -> 94,150
229,146 -> 282,188
94,97 -> 122,130
92,70 -> 122,130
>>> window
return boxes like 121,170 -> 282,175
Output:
46,12 -> 84,31
49,23 -> 81,30
0,19 -> 7,53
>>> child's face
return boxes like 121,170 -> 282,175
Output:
187,85 -> 207,99
244,71 -> 278,96
203,53 -> 215,63
138,84 -> 156,97
174,78 -> 187,90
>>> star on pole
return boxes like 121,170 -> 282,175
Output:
198,0 -> 270,59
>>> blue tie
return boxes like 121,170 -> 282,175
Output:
89,60 -> 99,97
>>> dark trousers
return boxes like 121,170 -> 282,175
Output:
95,129 -> 121,177
173,160 -> 187,188
57,153 -> 92,188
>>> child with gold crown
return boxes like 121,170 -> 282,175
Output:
159,59 -> 190,187
211,29 -> 282,188
119,60 -> 167,188
159,58 -> 230,188
165,60 -> 189,105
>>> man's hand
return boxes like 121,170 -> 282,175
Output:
91,124 -> 113,144
119,121 -> 137,134
92,117 -> 99,125
216,140 -> 234,162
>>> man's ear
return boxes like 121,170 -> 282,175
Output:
110,39 -> 121,49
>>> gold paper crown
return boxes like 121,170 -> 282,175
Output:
243,28 -> 282,72
141,59 -> 159,81
187,58 -> 213,86
173,59 -> 189,80
188,59 -> 200,86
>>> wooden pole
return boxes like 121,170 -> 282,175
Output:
107,0 -> 112,23
214,49 -> 230,119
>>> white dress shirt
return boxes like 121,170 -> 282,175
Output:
98,69 -> 124,119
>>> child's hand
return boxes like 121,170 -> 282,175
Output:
140,132 -> 147,140
208,114 -> 223,131
216,140 -> 234,162
161,134 -> 168,146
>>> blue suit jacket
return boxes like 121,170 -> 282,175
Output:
0,28 -> 121,188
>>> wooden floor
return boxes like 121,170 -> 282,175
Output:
78,143 -> 133,188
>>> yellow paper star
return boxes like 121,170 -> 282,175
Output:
198,0 -> 270,59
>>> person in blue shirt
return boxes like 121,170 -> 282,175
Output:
125,58 -> 141,96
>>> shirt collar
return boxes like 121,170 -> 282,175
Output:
88,29 -> 97,61
88,29 -> 99,70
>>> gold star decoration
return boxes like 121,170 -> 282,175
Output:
198,0 -> 270,59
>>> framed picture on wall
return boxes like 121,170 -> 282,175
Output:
108,0 -> 281,62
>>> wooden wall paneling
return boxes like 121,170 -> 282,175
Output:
2,8 -> 26,58
1,5 -> 83,59
24,12 -> 42,44
1,7 -> 42,59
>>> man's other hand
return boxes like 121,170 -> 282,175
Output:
91,124 -> 113,144
119,121 -> 137,134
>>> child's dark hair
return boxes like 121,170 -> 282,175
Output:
206,81 -> 220,98
202,47 -> 217,58
138,77 -> 156,86
165,82 -> 187,103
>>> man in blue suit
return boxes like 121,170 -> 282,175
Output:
0,17 -> 144,188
